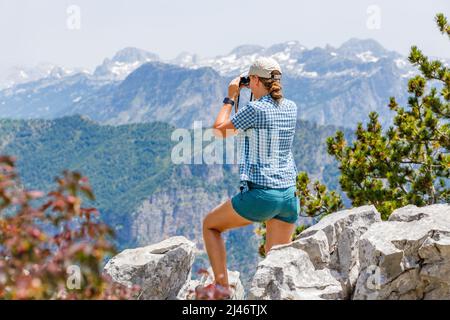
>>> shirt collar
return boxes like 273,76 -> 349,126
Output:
258,94 -> 271,101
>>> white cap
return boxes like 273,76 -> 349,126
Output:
247,57 -> 282,79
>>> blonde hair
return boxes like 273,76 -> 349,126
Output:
258,70 -> 283,103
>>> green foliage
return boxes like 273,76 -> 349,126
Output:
296,171 -> 344,218
293,224 -> 308,238
0,155 -> 138,299
436,13 -> 450,39
326,13 -> 450,220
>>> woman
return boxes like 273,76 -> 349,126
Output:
202,57 -> 299,293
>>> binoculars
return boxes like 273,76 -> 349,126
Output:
239,76 -> 250,87
235,76 -> 253,112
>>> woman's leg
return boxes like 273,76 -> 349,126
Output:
202,199 -> 253,287
265,218 -> 296,254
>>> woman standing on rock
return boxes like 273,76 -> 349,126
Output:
202,57 -> 299,294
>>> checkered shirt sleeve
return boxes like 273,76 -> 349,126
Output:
230,103 -> 256,131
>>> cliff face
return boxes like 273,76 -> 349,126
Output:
130,164 -> 228,247
131,185 -> 228,248
105,203 -> 450,300
128,164 -> 261,288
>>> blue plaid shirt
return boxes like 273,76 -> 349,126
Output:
231,94 -> 298,190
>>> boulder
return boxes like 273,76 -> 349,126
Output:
247,246 -> 343,300
104,236 -> 196,300
249,205 -> 382,299
353,204 -> 450,300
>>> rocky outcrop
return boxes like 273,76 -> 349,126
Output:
353,204 -> 450,299
249,203 -> 450,300
248,246 -> 343,299
104,236 -> 197,299
104,236 -> 244,300
105,203 -> 450,300
248,205 -> 381,299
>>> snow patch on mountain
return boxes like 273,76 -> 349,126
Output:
356,51 -> 379,63
0,63 -> 81,90
394,58 -> 408,69
93,47 -> 159,80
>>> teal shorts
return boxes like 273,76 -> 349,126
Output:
231,182 -> 299,224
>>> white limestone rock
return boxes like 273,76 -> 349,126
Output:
104,236 -> 196,300
354,204 -> 450,300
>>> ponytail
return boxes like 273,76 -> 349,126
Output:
258,71 -> 283,103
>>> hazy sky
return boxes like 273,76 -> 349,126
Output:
0,0 -> 449,72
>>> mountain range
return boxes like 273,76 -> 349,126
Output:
2,38 -> 447,129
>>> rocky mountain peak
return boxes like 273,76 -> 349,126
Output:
229,44 -> 265,58
111,47 -> 159,64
